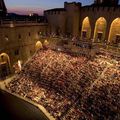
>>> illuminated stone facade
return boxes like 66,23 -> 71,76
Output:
45,1 -> 120,45
0,21 -> 47,75
0,0 -> 120,78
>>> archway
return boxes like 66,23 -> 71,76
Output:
93,17 -> 107,42
94,17 -> 107,42
108,18 -> 120,45
81,17 -> 91,41
43,40 -> 49,49
0,53 -> 11,80
35,41 -> 43,51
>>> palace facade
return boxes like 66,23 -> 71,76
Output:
44,0 -> 120,45
0,0 -> 120,78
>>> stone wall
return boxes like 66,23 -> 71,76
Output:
0,22 -> 47,72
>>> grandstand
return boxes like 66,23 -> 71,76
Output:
6,48 -> 120,120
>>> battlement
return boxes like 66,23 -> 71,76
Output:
0,21 -> 48,28
0,16 -> 48,27
82,6 -> 120,12
64,2 -> 81,11
64,2 -> 81,7
44,8 -> 66,16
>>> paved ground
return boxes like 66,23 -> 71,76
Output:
0,76 -> 15,89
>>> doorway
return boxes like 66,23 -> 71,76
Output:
115,34 -> 120,44
0,53 -> 11,80
97,32 -> 103,42
0,63 -> 10,80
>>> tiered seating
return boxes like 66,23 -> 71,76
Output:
7,49 -> 120,120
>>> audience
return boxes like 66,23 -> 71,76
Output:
7,49 -> 120,120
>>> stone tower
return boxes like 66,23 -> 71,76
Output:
94,0 -> 119,6
0,0 -> 7,16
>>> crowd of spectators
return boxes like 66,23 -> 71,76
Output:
7,49 -> 120,120
80,54 -> 120,120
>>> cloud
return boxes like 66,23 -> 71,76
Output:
7,6 -> 44,15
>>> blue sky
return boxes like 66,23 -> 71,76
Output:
4,0 -> 93,15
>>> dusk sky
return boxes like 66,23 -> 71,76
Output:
4,0 -> 93,15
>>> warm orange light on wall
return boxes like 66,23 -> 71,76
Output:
0,53 -> 11,71
93,17 -> 107,42
108,17 -> 120,43
35,41 -> 43,51
81,17 -> 91,40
